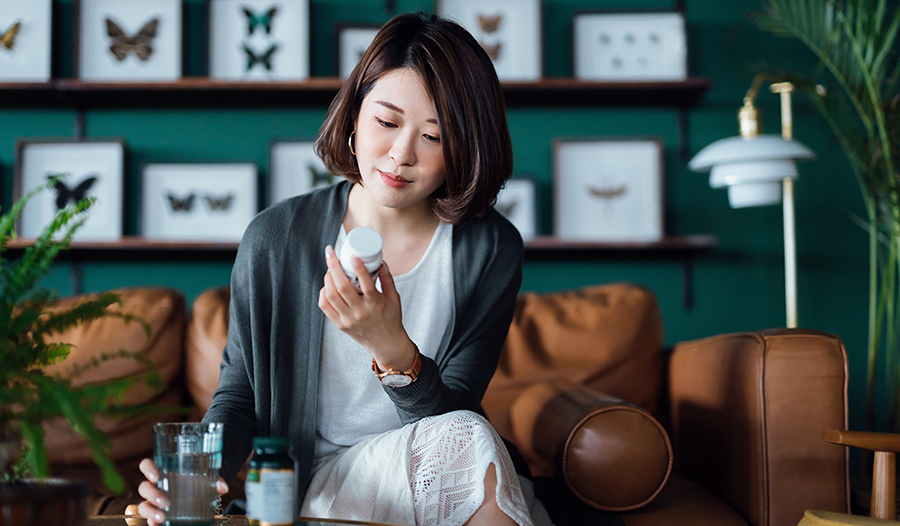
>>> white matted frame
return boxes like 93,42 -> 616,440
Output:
141,163 -> 258,242
553,138 -> 663,242
268,140 -> 336,207
0,0 -> 52,82
335,23 -> 378,79
495,176 -> 537,240
436,0 -> 542,81
573,10 -> 686,82
75,0 -> 183,82
208,0 -> 309,81
14,139 -> 126,242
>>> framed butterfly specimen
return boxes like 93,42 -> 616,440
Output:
553,138 -> 663,243
75,0 -> 182,82
141,163 -> 258,242
268,140 -> 334,208
14,139 -> 126,242
335,24 -> 379,79
435,0 -> 542,81
0,0 -> 52,82
208,0 -> 309,81
572,10 -> 687,82
495,176 -> 538,241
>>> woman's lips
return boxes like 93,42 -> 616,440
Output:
380,170 -> 411,189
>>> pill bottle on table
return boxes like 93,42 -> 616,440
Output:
246,436 -> 297,526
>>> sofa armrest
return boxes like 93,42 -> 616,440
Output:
509,380 -> 673,511
667,328 -> 850,526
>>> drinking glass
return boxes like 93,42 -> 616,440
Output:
152,422 -> 224,526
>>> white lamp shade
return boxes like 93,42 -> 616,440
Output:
689,134 -> 815,209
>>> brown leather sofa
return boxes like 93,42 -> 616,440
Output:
42,284 -> 851,525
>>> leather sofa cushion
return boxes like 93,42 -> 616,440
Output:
185,286 -> 230,416
40,287 -> 187,464
510,381 -> 672,511
668,329 -> 849,526
485,283 -> 663,462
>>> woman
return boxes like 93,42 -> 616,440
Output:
138,12 -> 547,526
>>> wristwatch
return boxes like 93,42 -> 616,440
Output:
372,349 -> 421,388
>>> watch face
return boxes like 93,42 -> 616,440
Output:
380,373 -> 412,388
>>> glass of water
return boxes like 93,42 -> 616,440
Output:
153,422 -> 224,526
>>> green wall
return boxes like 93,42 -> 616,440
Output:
1,0 -> 877,431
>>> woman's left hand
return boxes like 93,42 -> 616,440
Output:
319,245 -> 416,369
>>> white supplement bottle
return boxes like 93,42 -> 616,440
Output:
339,227 -> 383,293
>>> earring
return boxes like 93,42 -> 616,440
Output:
348,131 -> 357,156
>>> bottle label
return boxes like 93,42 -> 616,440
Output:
246,468 -> 295,525
350,265 -> 381,293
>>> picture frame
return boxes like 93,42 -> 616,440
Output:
553,138 -> 663,242
335,23 -> 379,79
435,0 -> 542,81
0,0 -> 53,82
14,139 -> 127,242
141,163 -> 258,242
208,0 -> 309,82
495,176 -> 537,241
75,0 -> 183,82
572,10 -> 687,82
268,140 -> 336,207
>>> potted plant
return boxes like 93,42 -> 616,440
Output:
0,178 -> 161,523
753,0 -> 900,431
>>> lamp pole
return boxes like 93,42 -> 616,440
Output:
771,82 -> 798,329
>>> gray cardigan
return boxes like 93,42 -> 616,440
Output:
204,180 -> 524,500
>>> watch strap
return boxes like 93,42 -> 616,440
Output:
372,348 -> 421,384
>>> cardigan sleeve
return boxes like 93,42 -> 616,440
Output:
202,212 -> 271,484
382,210 -> 524,423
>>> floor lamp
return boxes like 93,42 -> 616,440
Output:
688,80 -> 815,328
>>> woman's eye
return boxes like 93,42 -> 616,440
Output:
375,117 -> 397,128
424,134 -> 441,144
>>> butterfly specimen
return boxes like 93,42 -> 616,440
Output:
204,194 -> 234,211
477,14 -> 502,33
308,164 -> 333,188
49,174 -> 98,210
106,17 -> 159,61
241,6 -> 277,35
166,192 -> 195,212
0,20 -> 21,51
588,185 -> 628,199
242,43 -> 278,71
480,42 -> 501,60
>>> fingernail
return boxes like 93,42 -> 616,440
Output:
148,472 -> 158,483
155,512 -> 165,523
218,480 -> 229,493
156,496 -> 168,508
325,246 -> 332,259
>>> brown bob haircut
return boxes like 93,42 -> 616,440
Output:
316,12 -> 513,225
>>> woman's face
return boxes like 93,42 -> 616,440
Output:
353,68 -> 446,212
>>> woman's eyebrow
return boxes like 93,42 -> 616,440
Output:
375,100 -> 438,124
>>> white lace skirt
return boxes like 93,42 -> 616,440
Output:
300,410 -> 553,526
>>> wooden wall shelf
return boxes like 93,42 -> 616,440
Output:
0,77 -> 712,108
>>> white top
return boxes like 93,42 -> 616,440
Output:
313,221 -> 454,469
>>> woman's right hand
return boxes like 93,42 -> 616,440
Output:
137,457 -> 229,526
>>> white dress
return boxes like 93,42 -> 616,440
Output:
302,223 -> 552,526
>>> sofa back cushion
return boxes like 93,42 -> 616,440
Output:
185,286 -> 231,417
484,283 -> 664,447
40,287 -> 187,465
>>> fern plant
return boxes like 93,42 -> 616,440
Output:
0,178 -> 160,494
753,0 -> 900,430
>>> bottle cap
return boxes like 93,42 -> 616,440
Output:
345,227 -> 383,263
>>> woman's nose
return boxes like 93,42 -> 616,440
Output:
389,132 -> 416,166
